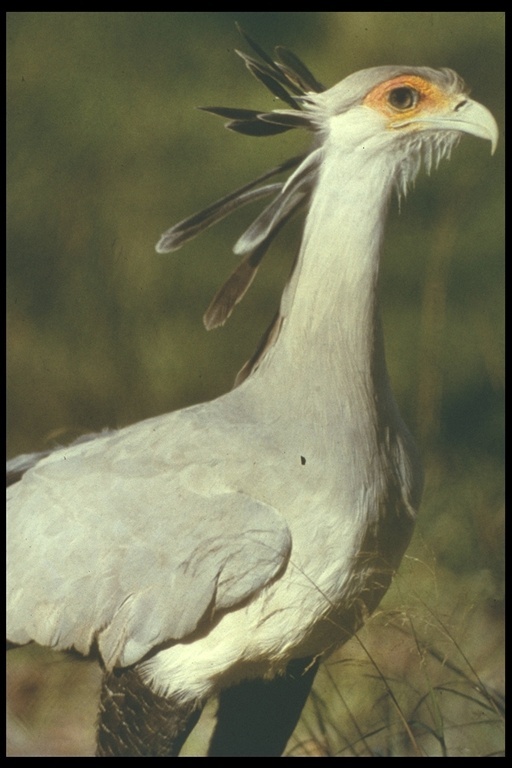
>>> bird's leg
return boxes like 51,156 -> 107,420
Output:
96,667 -> 202,757
208,657 -> 319,756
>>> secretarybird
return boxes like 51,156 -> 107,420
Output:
7,31 -> 498,757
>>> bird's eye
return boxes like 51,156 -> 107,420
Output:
388,87 -> 418,111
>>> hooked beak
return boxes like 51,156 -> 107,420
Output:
444,97 -> 499,154
397,97 -> 499,154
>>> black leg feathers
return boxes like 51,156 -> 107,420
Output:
208,658 -> 319,757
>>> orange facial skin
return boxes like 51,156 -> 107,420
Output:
363,74 -> 460,125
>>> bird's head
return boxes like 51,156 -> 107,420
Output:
302,66 -> 498,196
157,31 -> 498,329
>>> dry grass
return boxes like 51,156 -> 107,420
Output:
289,554 -> 504,757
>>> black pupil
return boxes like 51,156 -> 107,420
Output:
388,87 -> 416,110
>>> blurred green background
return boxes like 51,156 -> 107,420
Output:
7,12 -> 504,756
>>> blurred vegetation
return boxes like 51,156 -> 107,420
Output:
7,12 -> 504,756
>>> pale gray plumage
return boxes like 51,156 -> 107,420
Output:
7,30 -> 498,757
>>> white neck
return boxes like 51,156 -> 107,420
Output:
247,140 -> 397,423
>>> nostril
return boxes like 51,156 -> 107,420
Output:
455,99 -> 468,111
